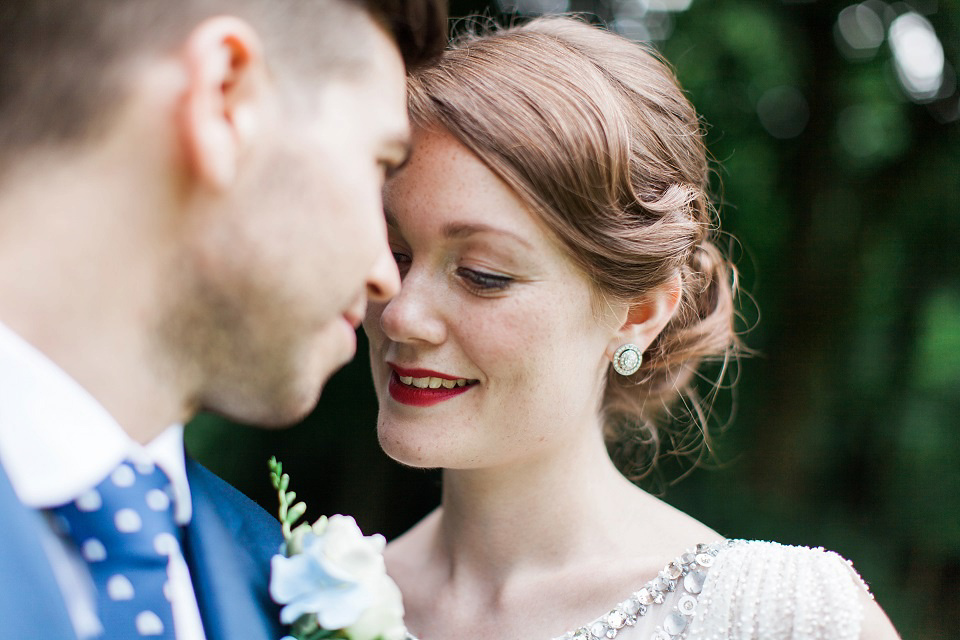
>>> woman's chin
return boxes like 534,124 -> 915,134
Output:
379,440 -> 493,474
377,415 -> 495,470
378,435 -> 435,469
377,426 -> 462,469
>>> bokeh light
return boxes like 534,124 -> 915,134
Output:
835,3 -> 886,60
756,86 -> 810,139
611,0 -> 693,42
837,102 -> 909,161
889,11 -> 945,102
496,0 -> 569,15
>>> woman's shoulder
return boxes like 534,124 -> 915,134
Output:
713,539 -> 869,583
553,538 -> 894,640
709,539 -> 873,599
688,539 -> 878,640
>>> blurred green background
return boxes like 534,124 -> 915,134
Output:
188,1 -> 959,637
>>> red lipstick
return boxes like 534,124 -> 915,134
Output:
387,365 -> 476,407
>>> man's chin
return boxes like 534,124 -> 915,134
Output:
199,346 -> 352,427
202,380 -> 325,429
306,343 -> 355,391
261,359 -> 349,426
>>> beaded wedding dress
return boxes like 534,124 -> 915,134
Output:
404,540 -> 871,640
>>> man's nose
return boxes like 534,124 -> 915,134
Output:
367,247 -> 401,303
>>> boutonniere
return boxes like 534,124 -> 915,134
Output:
268,457 -> 406,640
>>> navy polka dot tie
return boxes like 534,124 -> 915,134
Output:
53,461 -> 181,639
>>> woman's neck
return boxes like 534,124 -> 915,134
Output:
434,424 -> 644,589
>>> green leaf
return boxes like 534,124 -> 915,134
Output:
268,457 -> 282,489
285,491 -> 297,504
286,501 -> 307,525
280,473 -> 290,494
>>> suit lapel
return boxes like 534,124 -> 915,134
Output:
183,459 -> 285,640
0,463 -> 78,640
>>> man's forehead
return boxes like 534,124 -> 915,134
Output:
347,28 -> 408,122
367,80 -> 411,154
382,129 -> 413,171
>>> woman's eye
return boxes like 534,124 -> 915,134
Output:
456,267 -> 513,292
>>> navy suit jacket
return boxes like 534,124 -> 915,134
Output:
0,458 -> 285,640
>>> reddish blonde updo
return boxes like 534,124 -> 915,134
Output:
406,15 -> 741,480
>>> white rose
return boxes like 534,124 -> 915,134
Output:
270,514 -> 402,634
345,573 -> 406,640
321,514 -> 388,583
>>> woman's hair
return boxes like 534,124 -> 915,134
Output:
407,15 -> 741,482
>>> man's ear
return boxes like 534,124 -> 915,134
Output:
178,17 -> 267,190
606,273 -> 683,360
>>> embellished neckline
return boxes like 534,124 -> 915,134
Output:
404,540 -> 731,640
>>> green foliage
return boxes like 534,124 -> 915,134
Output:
269,457 -> 309,540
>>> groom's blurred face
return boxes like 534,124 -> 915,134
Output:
188,22 -> 406,426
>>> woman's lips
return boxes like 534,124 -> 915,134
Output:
387,367 -> 477,407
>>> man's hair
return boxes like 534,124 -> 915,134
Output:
0,0 -> 447,157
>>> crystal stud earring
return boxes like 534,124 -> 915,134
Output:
612,343 -> 642,376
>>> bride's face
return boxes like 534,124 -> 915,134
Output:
364,128 -> 622,470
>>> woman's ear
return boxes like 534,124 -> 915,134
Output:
177,16 -> 267,190
606,273 -> 683,360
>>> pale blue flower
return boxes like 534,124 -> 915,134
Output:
270,518 -> 380,629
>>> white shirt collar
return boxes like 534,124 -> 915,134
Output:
0,321 -> 192,524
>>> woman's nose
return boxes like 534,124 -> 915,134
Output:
378,268 -> 447,346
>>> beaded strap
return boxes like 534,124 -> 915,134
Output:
555,541 -> 730,640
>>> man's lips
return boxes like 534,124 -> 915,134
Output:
343,311 -> 363,330
342,294 -> 366,329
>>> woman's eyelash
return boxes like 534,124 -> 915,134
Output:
390,253 -> 512,292
456,267 -> 513,291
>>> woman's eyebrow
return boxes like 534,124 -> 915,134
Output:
441,221 -> 533,250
